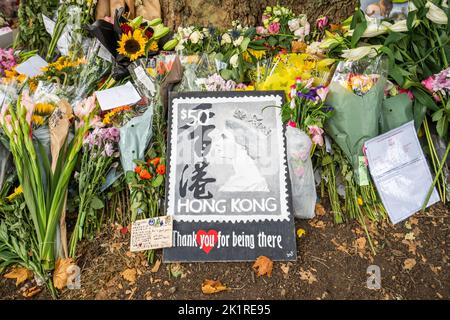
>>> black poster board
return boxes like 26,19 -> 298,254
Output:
163,91 -> 297,262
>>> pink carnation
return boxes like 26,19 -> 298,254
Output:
268,22 -> 280,34
308,125 -> 324,146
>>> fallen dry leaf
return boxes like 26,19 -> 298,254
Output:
403,258 -> 416,271
53,258 -> 76,290
356,237 -> 366,251
280,263 -> 290,275
22,286 -> 41,298
331,239 -> 350,255
402,239 -> 417,255
315,203 -> 326,216
121,268 -> 137,283
4,267 -> 33,287
170,263 -> 185,278
309,220 -> 326,229
253,256 -> 273,277
410,217 -> 419,225
201,279 -> 228,294
404,232 -> 416,241
151,260 -> 161,273
299,269 -> 317,284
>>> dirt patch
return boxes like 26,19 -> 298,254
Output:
1,202 -> 449,300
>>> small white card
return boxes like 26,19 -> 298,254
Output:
365,121 -> 440,224
95,81 -> 141,111
130,216 -> 173,252
15,55 -> 48,78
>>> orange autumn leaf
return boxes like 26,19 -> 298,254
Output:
22,286 -> 41,298
53,258 -> 76,290
121,268 -> 137,283
315,203 -> 326,216
201,279 -> 228,294
252,256 -> 273,277
4,267 -> 33,286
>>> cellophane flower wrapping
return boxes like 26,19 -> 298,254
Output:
285,126 -> 316,219
325,55 -> 387,184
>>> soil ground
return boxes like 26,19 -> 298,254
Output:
0,201 -> 449,300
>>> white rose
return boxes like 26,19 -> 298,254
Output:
230,54 -> 239,68
221,33 -> 232,45
190,31 -> 201,44
274,9 -> 281,16
233,36 -> 244,47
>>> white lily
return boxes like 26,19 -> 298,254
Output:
426,1 -> 448,24
388,19 -> 411,32
348,18 -> 389,38
341,45 -> 382,61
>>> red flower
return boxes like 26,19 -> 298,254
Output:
134,166 -> 142,174
120,23 -> 133,35
156,164 -> 166,175
139,169 -> 152,180
120,227 -> 128,235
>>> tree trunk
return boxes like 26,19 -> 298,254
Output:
160,0 -> 357,29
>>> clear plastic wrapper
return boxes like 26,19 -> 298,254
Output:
285,126 -> 316,219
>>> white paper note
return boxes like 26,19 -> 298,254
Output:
15,55 -> 48,78
365,121 -> 440,224
130,216 -> 173,252
95,81 -> 142,111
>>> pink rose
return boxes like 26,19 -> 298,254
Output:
268,22 -> 280,34
256,26 -> 266,34
421,76 -> 435,92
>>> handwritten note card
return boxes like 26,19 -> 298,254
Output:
15,55 -> 48,78
95,81 -> 141,111
130,216 -> 173,252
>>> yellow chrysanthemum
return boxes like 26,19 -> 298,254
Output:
34,102 -> 55,115
117,29 -> 147,61
7,185 -> 23,202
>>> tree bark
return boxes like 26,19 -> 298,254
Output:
160,0 -> 357,29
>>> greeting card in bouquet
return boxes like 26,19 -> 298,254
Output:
365,121 -> 440,224
163,91 -> 296,262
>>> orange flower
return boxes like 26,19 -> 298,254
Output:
156,164 -> 166,175
148,157 -> 160,166
134,166 -> 142,174
139,169 -> 152,180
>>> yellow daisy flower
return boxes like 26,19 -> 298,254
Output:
148,40 -> 159,52
117,29 -> 147,61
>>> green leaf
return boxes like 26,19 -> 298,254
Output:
322,155 -> 333,166
240,37 -> 250,52
152,174 -> 164,188
90,196 -> 104,210
384,32 -> 407,46
432,109 -> 444,122
411,87 -> 439,112
436,116 -> 448,138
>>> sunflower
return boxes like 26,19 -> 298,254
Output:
34,102 -> 55,115
117,29 -> 147,61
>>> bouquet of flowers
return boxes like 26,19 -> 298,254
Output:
380,80 -> 414,133
69,126 -> 120,258
325,55 -> 387,184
